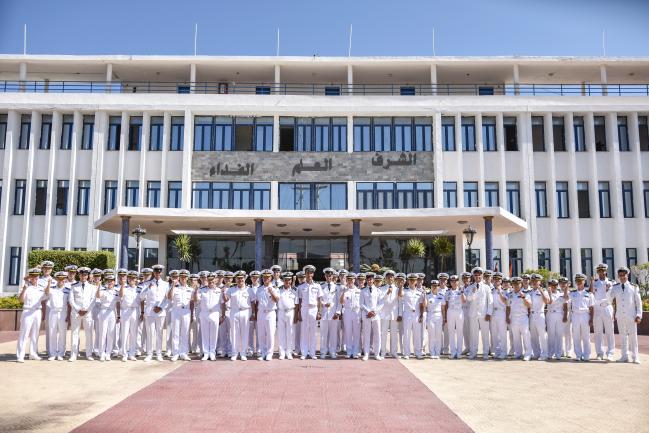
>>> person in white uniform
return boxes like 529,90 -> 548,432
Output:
528,273 -> 550,361
379,270 -> 399,358
340,272 -> 362,359
277,272 -> 298,360
423,280 -> 446,359
95,272 -> 119,361
119,271 -> 141,361
247,270 -> 261,357
489,272 -> 509,360
591,263 -> 615,360
297,265 -> 323,360
609,266 -> 643,364
16,268 -> 47,362
506,276 -> 533,361
557,277 -> 573,358
256,269 -> 279,361
223,270 -> 253,361
445,275 -> 466,359
141,264 -> 170,362
460,272 -> 472,355
167,270 -> 193,361
437,273 -> 450,355
546,278 -> 568,360
45,271 -> 69,361
465,267 -> 493,360
319,268 -> 341,359
69,267 -> 97,361
195,271 -> 225,361
398,273 -> 424,360
565,273 -> 594,362
360,272 -> 384,361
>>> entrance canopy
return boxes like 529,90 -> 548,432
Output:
95,207 -> 527,238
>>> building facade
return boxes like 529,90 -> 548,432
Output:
0,54 -> 648,289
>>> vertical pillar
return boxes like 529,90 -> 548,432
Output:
19,62 -> 27,92
274,64 -> 281,94
190,64 -> 197,93
106,63 -> 113,92
600,65 -> 608,96
513,64 -> 520,95
120,216 -> 130,269
255,219 -> 263,271
352,219 -> 361,273
484,216 -> 494,270
347,115 -> 354,153
430,64 -> 437,95
347,64 -> 353,95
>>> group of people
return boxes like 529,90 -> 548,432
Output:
15,261 -> 644,364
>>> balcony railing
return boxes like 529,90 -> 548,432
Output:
1,80 -> 649,96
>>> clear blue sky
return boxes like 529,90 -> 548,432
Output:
1,0 -> 648,57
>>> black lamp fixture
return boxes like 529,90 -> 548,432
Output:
131,225 -> 146,272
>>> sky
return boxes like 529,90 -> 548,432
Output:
1,0 -> 648,57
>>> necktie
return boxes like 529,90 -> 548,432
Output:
82,283 -> 85,289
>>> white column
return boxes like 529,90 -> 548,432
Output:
565,113 -> 582,275
160,112 -> 171,206
190,64 -> 197,93
476,113 -> 485,207
433,112 -> 443,208
87,111 -> 107,251
607,112 -> 626,270
347,64 -> 353,94
455,232 -> 466,273
0,111 -> 19,289
629,113 -> 648,263
347,115 -> 353,153
181,109 -> 193,209
139,113 -> 150,207
272,115 -> 280,152
43,111 -> 61,249
106,63 -> 113,91
66,111 -> 81,250
496,113 -> 507,210
585,112 -> 603,266
270,181 -> 279,210
19,62 -> 27,92
348,181 -> 356,210
519,112 -> 535,270
455,114 -> 464,207
20,111 -> 40,277
274,65 -> 281,93
430,64 -> 437,95
513,64 -> 520,95
544,113 -> 560,272
600,65 -> 608,96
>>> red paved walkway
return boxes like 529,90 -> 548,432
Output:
72,359 -> 474,433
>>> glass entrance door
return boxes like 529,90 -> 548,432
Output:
273,237 -> 348,280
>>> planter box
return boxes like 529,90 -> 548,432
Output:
0,309 -> 47,331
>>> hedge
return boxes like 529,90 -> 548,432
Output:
28,250 -> 116,273
0,295 -> 23,309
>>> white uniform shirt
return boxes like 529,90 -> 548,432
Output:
530,289 -> 547,315
340,286 -> 361,314
508,291 -> 531,320
227,286 -> 252,312
360,285 -> 383,321
120,285 -> 140,310
466,282 -> 494,317
46,286 -> 69,311
298,282 -> 323,308
592,278 -> 613,310
97,287 -> 119,311
425,292 -> 446,320
380,284 -> 399,320
169,284 -> 193,309
547,291 -> 566,315
320,281 -> 339,320
401,288 -> 423,315
141,280 -> 169,317
277,287 -> 298,313
445,289 -> 464,312
256,285 -> 279,314
197,286 -> 223,314
609,281 -> 643,319
568,289 -> 594,315
22,284 -> 46,311
491,287 -> 507,315
69,281 -> 97,312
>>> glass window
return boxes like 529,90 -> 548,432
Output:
8,246 -> 21,286
279,183 -> 346,210
602,248 -> 614,273
626,248 -> 637,269
598,181 -> 611,218
618,116 -> 629,151
482,116 -> 496,151
400,86 -> 415,96
509,249 -> 523,277
61,114 -> 73,150
167,181 -> 182,208
39,115 -> 52,150
594,116 -> 606,151
325,86 -> 341,96
413,118 -> 432,151
353,117 -> 371,152
493,248 -> 502,273
296,118 -> 313,152
538,248 -> 551,270
191,182 -> 270,209
104,180 -> 117,214
574,116 -> 586,152
147,181 -> 161,208
107,116 -> 121,151
256,86 -> 271,95
194,116 -> 215,151
467,249 -> 481,269
485,182 -> 499,207
504,116 -> 518,151
0,114 -> 7,150
622,181 -> 634,218
144,248 -> 159,268
234,117 -> 254,151
356,182 -> 433,209
461,116 -> 476,151
507,181 -> 521,217
644,181 -> 649,218
560,248 -> 572,279
532,116 -> 544,151
373,117 -> 391,152
149,116 -> 163,151
463,181 -> 478,207
19,114 -> 31,149
34,180 -> 47,215
535,181 -> 548,217
13,179 -> 26,215
394,118 -> 412,152
443,182 -> 457,208
55,180 -> 69,216
81,115 -> 94,150
170,116 -> 184,151
553,116 -> 566,151
254,117 -> 273,152
639,116 -> 649,151
356,183 -> 374,210
581,248 -> 593,277
332,118 -> 347,152
192,182 -> 210,209
124,180 -> 139,206
77,180 -> 90,215
128,116 -> 142,151
577,181 -> 590,218
556,181 -> 569,218
442,116 -> 455,151
214,116 -> 233,151
314,118 -> 331,152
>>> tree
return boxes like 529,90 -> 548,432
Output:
172,235 -> 194,270
401,238 -> 426,273
432,236 -> 454,274
523,268 -> 561,284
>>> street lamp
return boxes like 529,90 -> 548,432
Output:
131,225 -> 146,272
462,225 -> 477,271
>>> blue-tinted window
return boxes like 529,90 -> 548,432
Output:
400,86 -> 416,96
104,180 -> 117,214
556,181 -> 569,218
353,117 -> 432,152
598,181 -> 611,218
124,180 -> 139,206
507,181 -> 521,217
60,115 -> 73,150
167,181 -> 182,208
39,115 -> 52,150
622,181 -> 634,218
279,183 -> 346,210
81,115 -> 94,150
442,117 -> 455,151
191,182 -> 270,209
19,115 -> 30,149
443,182 -> 457,208
128,116 -> 142,151
0,114 -> 7,150
147,181 -> 161,208
574,116 -> 586,152
107,116 -> 121,151
170,116 -> 184,151
461,117 -> 476,151
535,181 -> 548,217
8,246 -> 21,286
325,86 -> 340,96
150,117 -> 163,151
356,182 -> 433,209
77,180 -> 90,215
485,182 -> 499,207
463,182 -> 478,207
482,117 -> 496,151
353,118 -> 371,152
13,179 -> 26,215
256,86 -> 271,95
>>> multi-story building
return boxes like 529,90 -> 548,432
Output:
0,54 -> 648,289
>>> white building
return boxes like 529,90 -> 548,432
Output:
0,54 -> 648,289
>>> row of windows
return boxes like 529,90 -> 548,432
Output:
4,114 -> 647,153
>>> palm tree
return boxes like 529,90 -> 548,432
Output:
432,236 -> 454,274
172,235 -> 193,270
402,238 -> 426,273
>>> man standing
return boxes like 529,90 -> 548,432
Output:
256,269 -> 279,361
319,268 -> 341,359
398,274 -> 423,360
360,273 -> 383,361
591,263 -> 615,360
506,277 -> 532,361
465,267 -> 493,360
223,271 -> 253,361
141,264 -> 170,362
277,272 -> 298,360
69,267 -> 97,361
528,274 -> 550,361
565,273 -> 594,362
297,265 -> 322,360
610,266 -> 643,364
167,270 -> 193,361
380,270 -> 399,358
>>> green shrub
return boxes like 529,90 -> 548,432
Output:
523,268 -> 561,283
28,250 -> 116,273
0,296 -> 23,309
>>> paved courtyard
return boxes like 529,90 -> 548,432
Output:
0,331 -> 647,433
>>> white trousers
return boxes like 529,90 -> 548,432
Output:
571,313 -> 591,359
489,312 -> 507,358
343,310 -> 361,356
17,309 -> 42,359
546,313 -> 567,358
510,318 -> 532,358
97,309 -> 116,357
593,308 -> 615,357
380,318 -> 399,357
71,311 -> 93,356
426,317 -> 443,356
617,315 -> 639,360
469,315 -> 490,358
277,310 -> 295,356
447,310 -> 464,357
248,317 -> 258,354
217,315 -> 231,355
171,308 -> 190,356
362,318 -> 381,356
402,313 -> 420,357
47,309 -> 67,357
120,308 -> 138,357
199,312 -> 220,355
230,309 -> 250,357
529,314 -> 548,358
300,307 -> 318,357
145,315 -> 165,356
320,319 -> 339,356
257,311 -> 277,358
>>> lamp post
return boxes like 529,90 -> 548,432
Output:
132,225 -> 146,273
462,225 -> 477,272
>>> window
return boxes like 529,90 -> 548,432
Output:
553,116 -> 566,151
556,181 -> 569,218
506,181 -> 521,217
461,117 -> 476,151
192,182 -> 271,209
0,114 -> 7,149
124,181 -> 139,206
504,117 -> 518,151
559,248 -> 572,280
442,116 -> 455,151
167,181 -> 182,208
373,117 -> 391,151
13,179 -> 26,215
352,117 -> 432,152
279,183 -> 346,210
577,181 -> 590,218
400,86 -> 415,96
170,116 -> 184,151
104,180 -> 117,214
77,180 -> 90,215
144,248 -> 159,268
60,114 -> 73,150
443,182 -> 457,208
127,248 -> 138,270
626,248 -> 637,269
594,116 -> 606,151
19,114 -> 30,149
532,116 -> 545,151
8,246 -> 21,285
581,248 -> 593,277
81,115 -> 94,150
538,249 -> 551,270
55,180 -> 69,216
107,116 -> 121,151
194,116 -> 272,151
0,179 -> 2,208
254,117 -> 273,151
234,117 -> 254,151
618,116 -> 629,151
325,86 -> 341,96
644,181 -> 649,218
353,117 -> 371,152
602,248 -> 614,273
482,117 -> 496,151
34,180 -> 47,215
598,181 -> 611,218
467,249 -> 481,269
39,115 -> 52,150
255,86 -> 271,95
509,249 -> 523,277
639,116 -> 649,151
147,181 -> 161,208
535,181 -> 548,217
622,181 -> 634,218
485,182 -> 499,207
280,117 -> 347,152
493,249 -> 502,273
574,116 -> 586,152
149,116 -> 163,151
73,247 -> 87,251
478,86 -> 494,96
356,182 -> 433,209
463,182 -> 478,207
